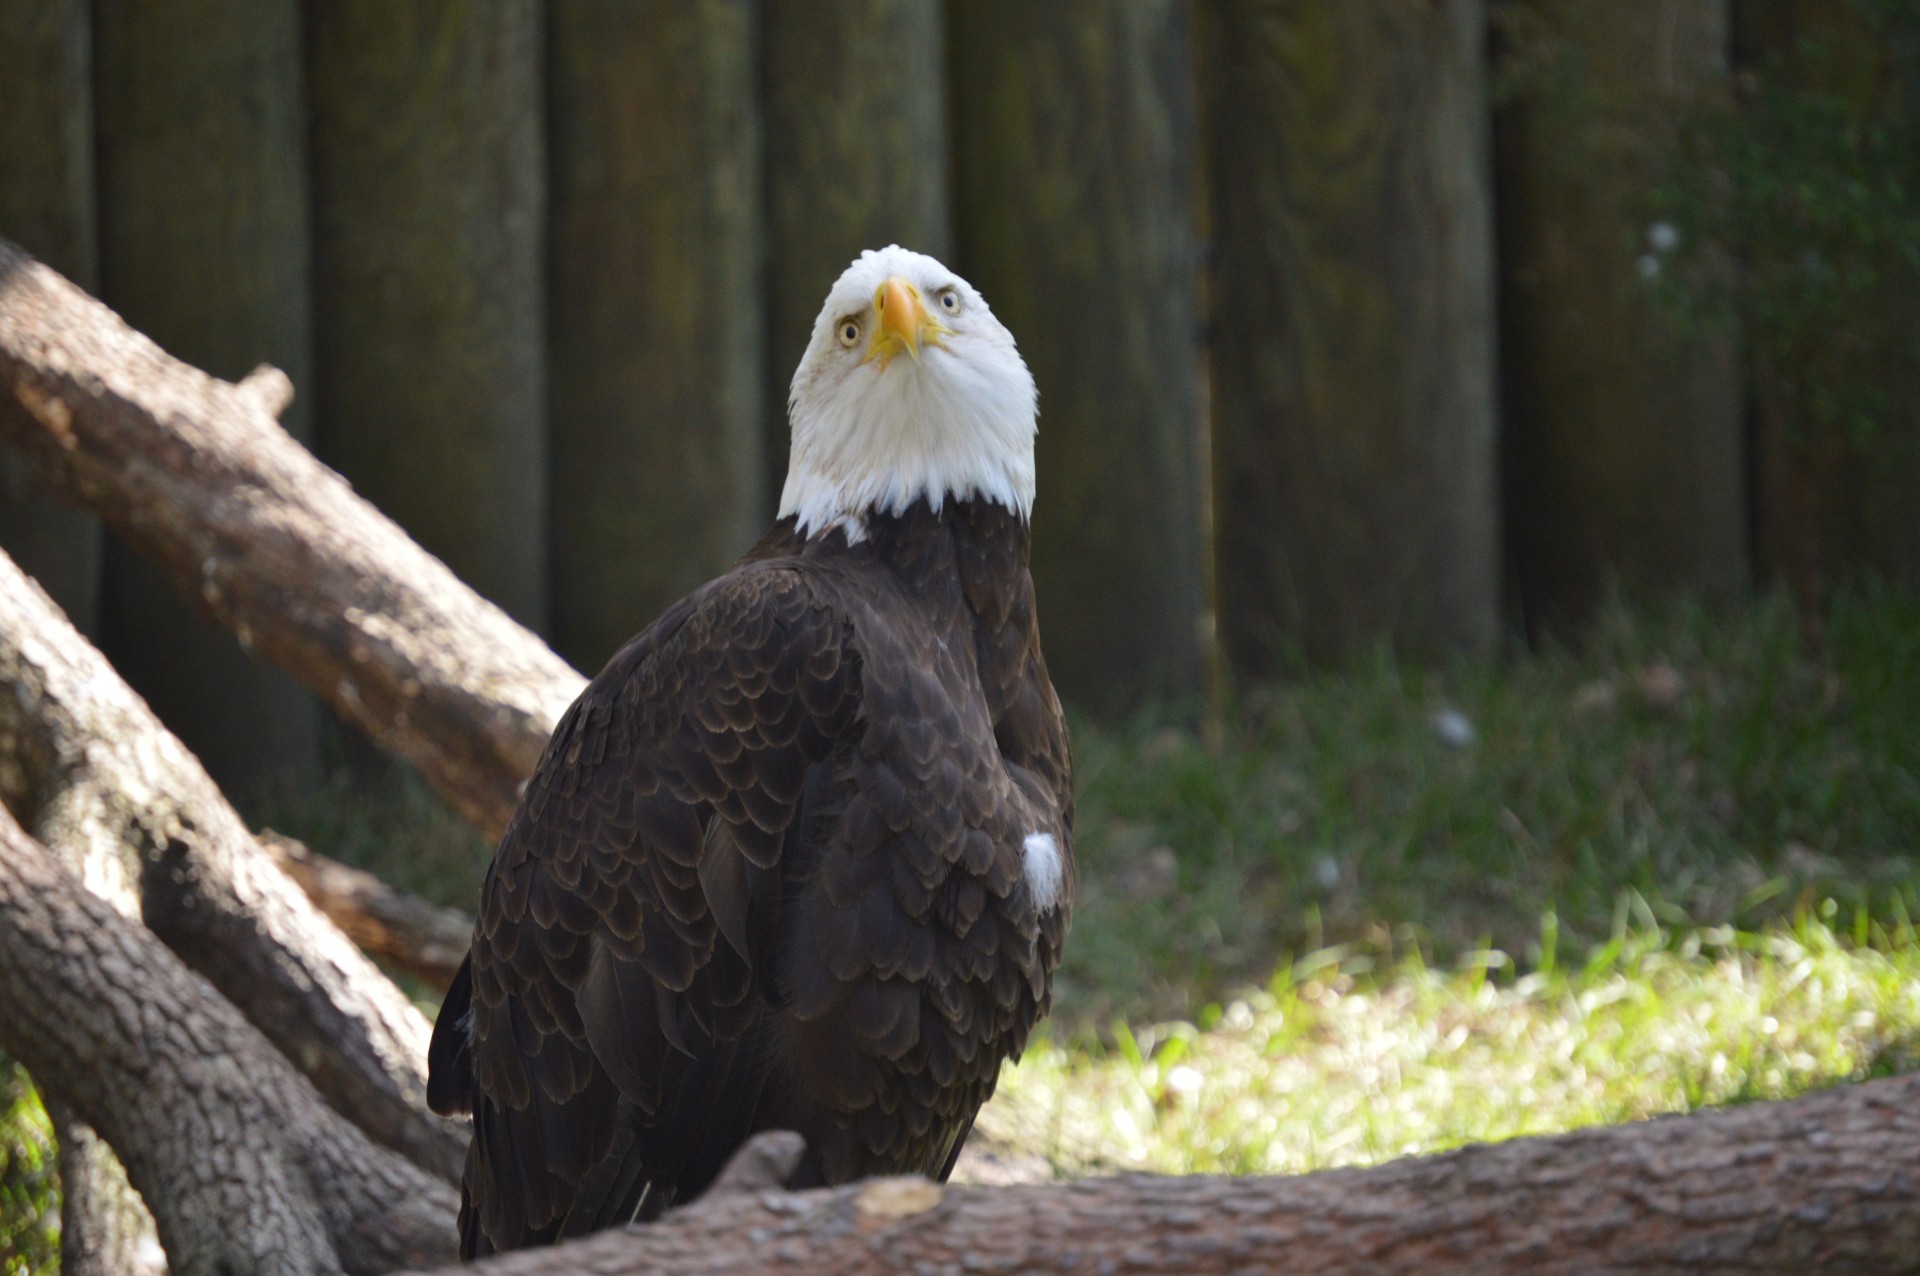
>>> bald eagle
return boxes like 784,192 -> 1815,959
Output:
428,246 -> 1074,1256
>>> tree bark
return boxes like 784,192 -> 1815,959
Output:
407,1074 -> 1920,1276
0,806 -> 457,1276
0,547 -> 466,1182
1204,0 -> 1501,668
262,831 -> 473,992
761,0 -> 950,501
547,0 -> 766,673
949,0 -> 1208,711
309,0 -> 548,632
92,0 -> 322,795
0,0 -> 101,637
0,238 -> 587,841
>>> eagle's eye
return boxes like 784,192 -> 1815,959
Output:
936,288 -> 961,315
837,318 -> 861,348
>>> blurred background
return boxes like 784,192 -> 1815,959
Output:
3,0 -> 1918,791
3,3 -> 1920,1251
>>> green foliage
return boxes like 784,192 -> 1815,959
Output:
0,1060 -> 57,1276
1652,0 -> 1920,450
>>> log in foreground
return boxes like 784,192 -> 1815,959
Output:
417,1078 -> 1920,1276
0,237 -> 586,841
0,552 -> 466,1181
0,806 -> 456,1276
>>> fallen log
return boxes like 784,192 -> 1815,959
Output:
0,552 -> 466,1182
411,1077 -> 1920,1276
262,831 -> 473,991
0,238 -> 586,842
0,805 -> 457,1276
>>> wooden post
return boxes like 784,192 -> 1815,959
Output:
92,0 -> 319,794
546,0 -> 765,672
949,0 -> 1207,712
1735,0 -> 1920,602
309,1 -> 548,631
1204,0 -> 1501,669
762,0 -> 950,502
1496,0 -> 1746,632
0,0 -> 100,634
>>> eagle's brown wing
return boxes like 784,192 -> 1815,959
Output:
428,563 -> 863,1256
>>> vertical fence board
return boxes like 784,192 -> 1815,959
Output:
1205,0 -> 1500,669
949,0 -> 1206,712
310,1 -> 548,630
0,0 -> 100,634
546,0 -> 764,672
1736,0 -> 1920,599
1497,0 -> 1745,630
92,0 -> 318,795
762,0 -> 950,499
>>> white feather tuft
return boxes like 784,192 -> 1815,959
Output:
1023,832 -> 1063,913
781,246 -> 1037,538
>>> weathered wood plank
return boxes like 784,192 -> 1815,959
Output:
92,0 -> 319,793
546,0 -> 765,672
1205,0 -> 1501,668
950,0 -> 1207,711
310,0 -> 548,630
1736,0 -> 1920,602
1496,0 -> 1746,630
0,0 -> 100,635
762,0 -> 950,500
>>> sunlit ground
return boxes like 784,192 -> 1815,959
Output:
977,913 -> 1920,1178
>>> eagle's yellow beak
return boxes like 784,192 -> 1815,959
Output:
869,276 -> 946,367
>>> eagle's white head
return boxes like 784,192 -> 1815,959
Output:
781,245 -> 1038,542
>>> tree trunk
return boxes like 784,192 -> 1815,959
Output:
0,0 -> 100,636
0,547 -> 466,1183
1495,0 -> 1746,632
309,0 -> 548,630
761,0 -> 950,499
1204,0 -> 1501,668
949,0 -> 1208,712
92,0 -> 321,796
0,807 -> 457,1276
401,1069 -> 1920,1276
546,0 -> 766,673
0,238 -> 586,841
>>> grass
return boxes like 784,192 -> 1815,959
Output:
1062,585 -> 1920,1024
981,911 -> 1920,1177
4,586 -> 1918,1253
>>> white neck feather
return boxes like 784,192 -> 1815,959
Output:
779,359 -> 1035,541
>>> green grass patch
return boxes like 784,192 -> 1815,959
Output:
980,910 -> 1920,1176
1062,587 -> 1920,1023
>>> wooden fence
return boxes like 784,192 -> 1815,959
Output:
0,0 -> 1914,797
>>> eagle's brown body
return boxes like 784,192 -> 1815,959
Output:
429,496 -> 1073,1256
